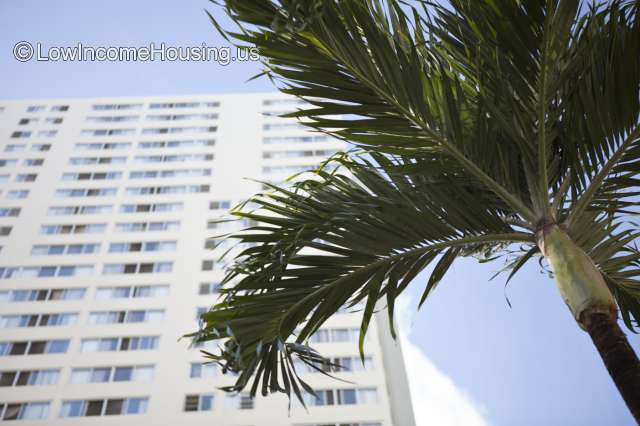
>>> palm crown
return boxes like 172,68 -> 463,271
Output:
190,0 -> 640,418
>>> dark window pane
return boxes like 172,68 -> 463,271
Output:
86,400 -> 104,416
105,399 -> 123,415
15,371 -> 30,386
11,342 -> 28,355
0,372 -> 16,386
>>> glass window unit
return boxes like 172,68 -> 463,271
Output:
79,336 -> 159,353
102,262 -> 173,275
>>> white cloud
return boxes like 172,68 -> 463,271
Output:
396,295 -> 490,426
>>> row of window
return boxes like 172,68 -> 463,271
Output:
83,113 -> 217,123
0,313 -> 78,328
31,241 -> 177,256
90,101 -> 219,110
0,158 -> 44,166
3,143 -> 51,152
66,153 -> 214,165
39,220 -> 180,234
0,309 -> 165,328
0,173 -> 37,182
10,130 -> 57,139
0,336 -> 159,356
53,184 -> 210,198
77,126 -> 217,136
293,356 -> 374,374
262,148 -> 338,159
0,366 -> 152,387
58,168 -> 213,181
45,200 -> 226,216
18,117 -> 63,125
0,283 -> 202,303
25,105 -> 69,112
304,388 -> 378,407
0,262 -> 173,279
184,393 -> 254,412
46,203 -> 180,216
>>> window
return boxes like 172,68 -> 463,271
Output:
92,103 -> 142,110
102,262 -> 173,275
303,388 -> 377,406
0,339 -> 69,356
55,188 -> 117,197
74,142 -> 132,150
262,98 -> 305,106
45,117 -> 63,124
40,224 -> 106,234
149,101 -> 219,109
0,265 -> 94,279
15,173 -> 37,182
0,288 -> 85,303
133,153 -> 214,163
30,144 -> 51,152
184,394 -> 214,412
209,200 -> 231,210
79,336 -> 159,353
37,130 -> 57,138
0,159 -> 18,167
4,143 -> 26,152
81,129 -> 135,136
115,221 -> 180,232
23,158 -> 44,166
0,313 -> 78,328
198,282 -> 220,295
11,131 -> 32,139
7,190 -> 29,199
120,202 -> 183,213
31,243 -> 100,255
95,285 -> 169,299
0,208 -> 20,217
26,105 -> 46,112
0,174 -> 8,182
263,135 -> 329,145
309,328 -> 361,343
138,139 -> 215,149
0,369 -> 60,387
47,205 -> 112,216
0,402 -> 49,420
263,149 -> 338,159
108,241 -> 176,253
294,356 -> 374,374
0,227 -> 12,237
69,156 -> 127,165
51,105 -> 69,112
189,363 -> 217,379
61,172 -> 122,181
225,394 -> 254,410
88,310 -> 164,324
60,398 -> 147,417
70,366 -> 154,383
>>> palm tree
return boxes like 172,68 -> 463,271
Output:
190,0 -> 640,421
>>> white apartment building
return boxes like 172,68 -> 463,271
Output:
0,93 -> 415,426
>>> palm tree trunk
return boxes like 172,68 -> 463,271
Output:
539,224 -> 640,423
582,310 -> 640,423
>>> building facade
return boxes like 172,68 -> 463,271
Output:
0,93 -> 415,426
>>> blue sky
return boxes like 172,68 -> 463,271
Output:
1,1 -> 638,424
